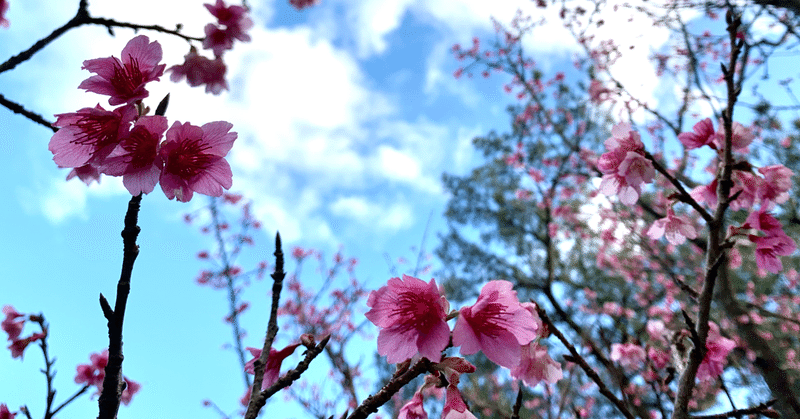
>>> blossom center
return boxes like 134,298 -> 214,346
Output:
110,56 -> 145,97
73,113 -> 121,149
165,138 -> 212,179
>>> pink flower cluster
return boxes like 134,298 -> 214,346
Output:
597,123 -> 654,205
169,1 -> 252,94
74,349 -> 141,405
49,35 -> 238,202
366,276 -> 561,398
2,306 -> 44,359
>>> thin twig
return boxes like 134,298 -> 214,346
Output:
535,305 -> 635,419
244,233 -> 286,418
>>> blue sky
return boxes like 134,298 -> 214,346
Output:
0,0 -> 761,418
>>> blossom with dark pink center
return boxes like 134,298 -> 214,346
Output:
398,392 -> 428,419
168,47 -> 228,94
452,280 -> 538,369
2,306 -> 25,341
78,35 -> 165,106
0,404 -> 15,419
100,115 -> 168,195
511,342 -> 562,387
244,343 -> 300,389
647,208 -> 697,245
678,118 -> 715,150
49,104 -> 136,168
441,385 -> 478,419
365,275 -> 450,363
159,121 -> 237,202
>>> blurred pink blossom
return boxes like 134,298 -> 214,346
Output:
647,208 -> 697,245
678,118 -> 716,150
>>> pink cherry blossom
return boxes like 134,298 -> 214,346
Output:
205,0 -> 252,40
66,164 -> 101,185
202,1 -> 253,56
597,123 -> 654,205
730,171 -> 759,211
696,323 -> 735,380
49,104 -> 137,168
168,47 -> 228,94
0,404 -> 15,419
743,209 -> 783,235
8,332 -> 44,359
398,392 -> 428,419
159,121 -> 237,202
757,164 -> 793,205
441,385 -> 478,419
78,35 -> 165,106
588,79 -> 613,104
452,280 -> 538,369
100,115 -> 168,195
751,233 -> 796,274
511,342 -> 562,387
244,343 -> 300,389
610,342 -> 646,371
0,0 -> 9,28
121,377 -> 141,405
712,120 -> 754,151
647,208 -> 697,245
690,180 -> 718,208
678,118 -> 715,150
203,24 -> 235,57
648,347 -> 671,370
2,306 -> 24,341
365,275 -> 450,363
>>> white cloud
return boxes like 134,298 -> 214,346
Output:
330,196 -> 414,231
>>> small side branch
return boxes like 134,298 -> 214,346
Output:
535,305 -> 635,419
